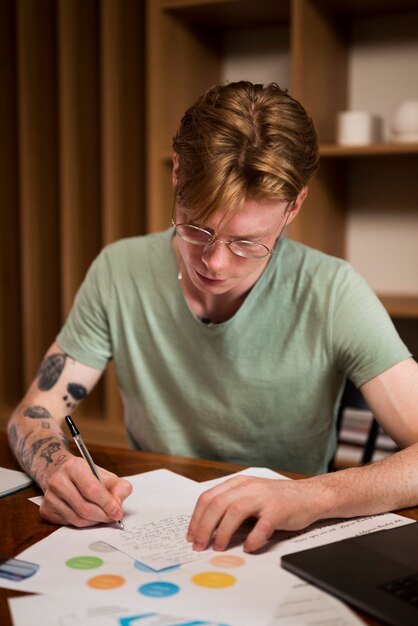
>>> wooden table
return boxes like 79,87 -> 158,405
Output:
1,430 -> 417,626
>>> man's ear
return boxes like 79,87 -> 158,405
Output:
172,153 -> 179,189
286,186 -> 308,225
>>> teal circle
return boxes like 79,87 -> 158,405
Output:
134,560 -> 180,574
66,556 -> 103,570
138,581 -> 180,597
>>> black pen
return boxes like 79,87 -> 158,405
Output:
65,415 -> 124,530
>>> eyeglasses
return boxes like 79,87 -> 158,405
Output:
171,220 -> 276,259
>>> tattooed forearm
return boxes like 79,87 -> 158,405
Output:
37,353 -> 66,391
24,405 -> 52,419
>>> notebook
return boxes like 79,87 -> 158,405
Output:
281,521 -> 418,626
0,467 -> 32,497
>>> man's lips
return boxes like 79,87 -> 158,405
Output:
195,270 -> 227,285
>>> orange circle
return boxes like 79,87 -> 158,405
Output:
209,555 -> 245,568
87,574 -> 125,589
191,571 -> 236,588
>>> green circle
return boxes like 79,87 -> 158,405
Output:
66,556 -> 104,570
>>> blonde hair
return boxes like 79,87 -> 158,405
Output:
172,81 -> 319,223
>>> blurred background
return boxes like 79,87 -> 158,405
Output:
1,0 -> 417,467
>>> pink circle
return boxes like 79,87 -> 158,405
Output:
209,555 -> 245,568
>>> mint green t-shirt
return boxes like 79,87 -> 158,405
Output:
57,230 -> 410,474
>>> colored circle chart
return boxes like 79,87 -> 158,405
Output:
138,581 -> 180,597
191,571 -> 236,588
65,556 -> 103,570
87,574 -> 125,589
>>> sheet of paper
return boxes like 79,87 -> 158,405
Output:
3,465 -> 414,626
0,466 -> 32,497
269,578 -> 365,625
99,466 -> 286,569
8,579 -> 366,626
8,595 -> 229,626
1,522 -> 287,625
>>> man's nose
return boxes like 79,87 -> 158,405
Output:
201,240 -> 230,271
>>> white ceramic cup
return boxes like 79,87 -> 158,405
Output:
390,99 -> 418,142
336,111 -> 381,146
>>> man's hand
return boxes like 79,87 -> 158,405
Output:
187,475 -> 321,553
39,455 -> 132,527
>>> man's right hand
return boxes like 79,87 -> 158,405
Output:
40,455 -> 133,526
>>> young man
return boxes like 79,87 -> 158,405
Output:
7,82 -> 418,553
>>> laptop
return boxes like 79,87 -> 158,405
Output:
281,521 -> 418,626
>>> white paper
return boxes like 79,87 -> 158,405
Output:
8,579 -> 366,626
99,466 -> 285,569
269,579 -> 365,625
0,466 -> 32,497
3,466 -> 414,626
8,594 -> 229,626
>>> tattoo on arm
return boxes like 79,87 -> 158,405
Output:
21,437 -> 53,474
63,382 -> 87,410
37,353 -> 66,391
40,442 -> 62,466
24,405 -> 52,419
54,454 -> 67,469
8,423 -> 18,450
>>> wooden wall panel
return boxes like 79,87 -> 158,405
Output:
0,0 -> 23,409
17,0 -> 61,386
58,0 -> 102,318
0,0 -> 145,446
101,0 -> 145,244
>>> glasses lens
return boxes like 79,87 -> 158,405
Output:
229,240 -> 270,258
176,224 -> 212,245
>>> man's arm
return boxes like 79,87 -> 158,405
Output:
7,341 -> 132,527
187,357 -> 418,553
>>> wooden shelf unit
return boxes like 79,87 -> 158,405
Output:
146,0 -> 418,318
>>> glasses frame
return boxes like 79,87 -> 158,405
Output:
171,203 -> 293,260
171,220 -> 276,259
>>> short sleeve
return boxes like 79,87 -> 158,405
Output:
56,249 -> 113,370
329,263 -> 411,387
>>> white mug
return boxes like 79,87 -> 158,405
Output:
336,111 -> 381,146
390,99 -> 418,142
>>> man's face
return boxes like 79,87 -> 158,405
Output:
174,198 -> 293,298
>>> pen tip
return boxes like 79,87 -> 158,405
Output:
118,520 -> 124,530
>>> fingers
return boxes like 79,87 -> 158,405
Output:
101,470 -> 133,506
41,457 -> 131,527
187,476 -> 301,553
188,476 -> 250,535
243,516 -> 277,552
188,477 -> 258,551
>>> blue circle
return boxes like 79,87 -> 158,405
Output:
138,581 -> 180,597
134,560 -> 180,574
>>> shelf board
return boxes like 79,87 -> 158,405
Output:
320,142 -> 418,157
161,0 -> 290,29
378,295 -> 418,318
316,0 -> 418,19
